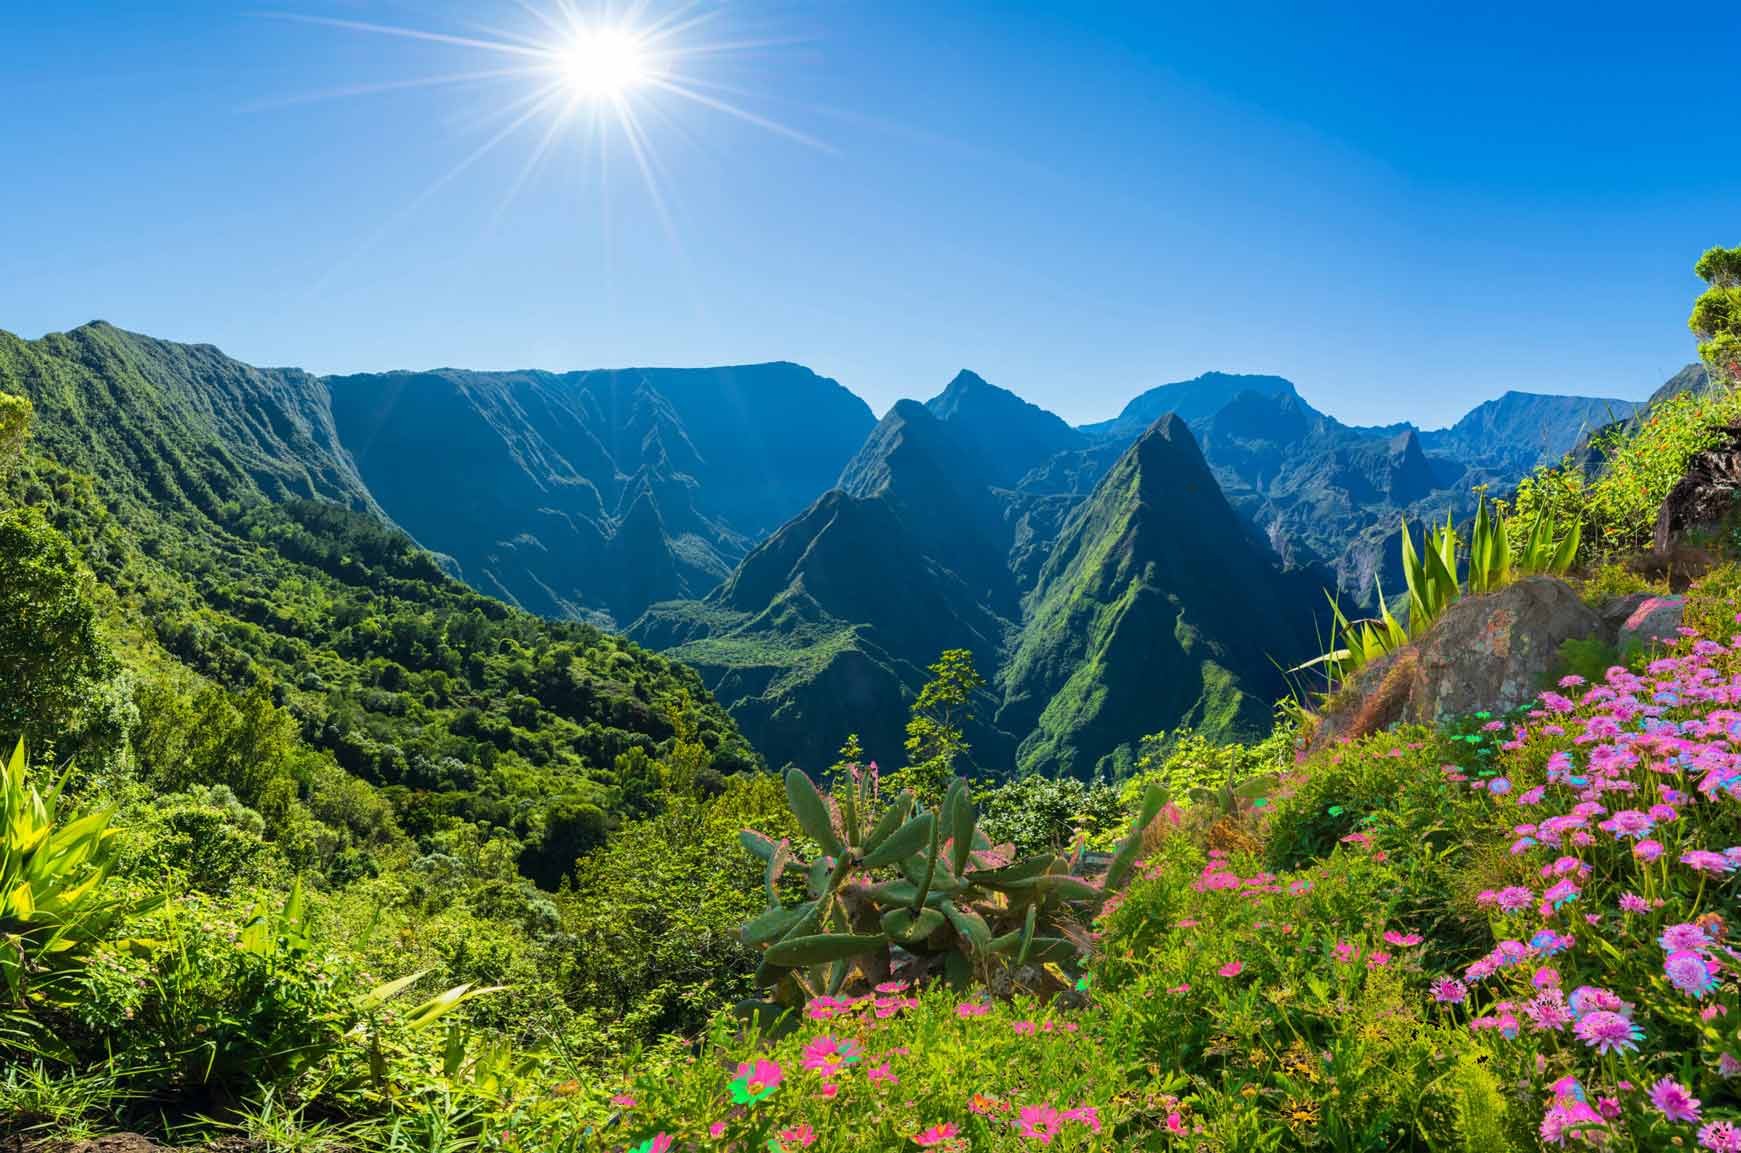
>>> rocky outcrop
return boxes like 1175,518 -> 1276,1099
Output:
1654,426 -> 1741,553
1312,576 -> 1599,750
1614,593 -> 1687,655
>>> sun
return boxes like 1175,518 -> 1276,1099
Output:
556,27 -> 650,99
262,1 -> 828,243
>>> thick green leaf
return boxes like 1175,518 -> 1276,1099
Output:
861,812 -> 934,868
764,933 -> 886,967
860,792 -> 914,857
785,768 -> 844,857
739,829 -> 779,861
941,900 -> 991,951
998,874 -> 1102,901
743,901 -> 814,946
880,906 -> 945,944
966,853 -> 1059,886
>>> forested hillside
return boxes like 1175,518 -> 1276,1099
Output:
0,322 -> 758,876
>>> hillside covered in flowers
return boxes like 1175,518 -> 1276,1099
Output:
588,559 -> 1741,1151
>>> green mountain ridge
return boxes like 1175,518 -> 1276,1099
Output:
998,412 -> 1323,775
2,321 -> 1662,788
0,321 -> 758,865
326,362 -> 876,626
634,395 -> 1327,776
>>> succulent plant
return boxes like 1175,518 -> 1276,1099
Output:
737,766 -> 1166,1006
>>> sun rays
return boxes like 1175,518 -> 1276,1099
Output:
259,2 -> 826,267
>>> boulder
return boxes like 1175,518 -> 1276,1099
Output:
1615,594 -> 1686,655
1653,425 -> 1741,554
1311,576 -> 1598,750
1596,591 -> 1654,640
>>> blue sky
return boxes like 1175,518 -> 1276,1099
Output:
3,2 -> 1736,427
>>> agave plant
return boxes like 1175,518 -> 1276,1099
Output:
737,768 -> 1166,1006
1305,498 -> 1582,685
1469,495 -> 1579,593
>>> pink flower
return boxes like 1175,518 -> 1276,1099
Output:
1013,1020 -> 1037,1035
1017,1104 -> 1062,1144
730,1058 -> 784,1105
611,1094 -> 638,1108
1165,1112 -> 1186,1134
800,1035 -> 862,1076
1062,1105 -> 1102,1133
1649,1077 -> 1702,1123
1217,961 -> 1244,978
912,1123 -> 959,1148
1433,978 -> 1468,1004
1383,930 -> 1423,947
1700,1120 -> 1741,1152
1574,1010 -> 1643,1053
709,1121 -> 728,1139
956,1001 -> 990,1018
868,1062 -> 898,1086
774,1124 -> 817,1150
815,1081 -> 839,1100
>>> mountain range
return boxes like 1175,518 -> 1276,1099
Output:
1,320 -> 1661,779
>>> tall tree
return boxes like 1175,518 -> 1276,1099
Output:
0,506 -> 123,768
891,649 -> 985,803
1691,245 -> 1741,383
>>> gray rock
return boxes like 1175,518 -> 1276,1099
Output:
1615,594 -> 1687,655
1311,576 -> 1599,750
1596,591 -> 1655,643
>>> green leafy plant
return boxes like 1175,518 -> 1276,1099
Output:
1306,499 -> 1580,685
737,768 -> 1167,1003
0,738 -> 146,1052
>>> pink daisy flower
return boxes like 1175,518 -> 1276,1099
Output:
1648,1077 -> 1702,1123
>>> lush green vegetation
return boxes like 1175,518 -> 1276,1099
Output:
1315,498 -> 1581,684
7,251 -> 1741,1151
1,324 -> 758,858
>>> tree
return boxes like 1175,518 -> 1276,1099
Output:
519,797 -> 609,890
1691,245 -> 1741,383
890,649 -> 985,803
0,506 -> 123,768
0,392 -> 29,479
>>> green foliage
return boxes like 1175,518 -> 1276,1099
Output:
1692,244 -> 1741,381
1512,385 -> 1741,560
891,649 -> 985,802
740,767 -> 1166,1002
976,775 -> 1124,857
561,774 -> 797,1061
1576,558 -> 1663,605
0,740 -> 140,1052
2,439 -> 755,888
0,391 -> 28,479
1311,499 -> 1579,684
0,506 -> 127,771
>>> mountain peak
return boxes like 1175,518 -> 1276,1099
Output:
1081,372 -> 1303,440
923,370 -> 1083,486
940,368 -> 994,395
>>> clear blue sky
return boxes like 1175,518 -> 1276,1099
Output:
3,2 -> 1736,427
